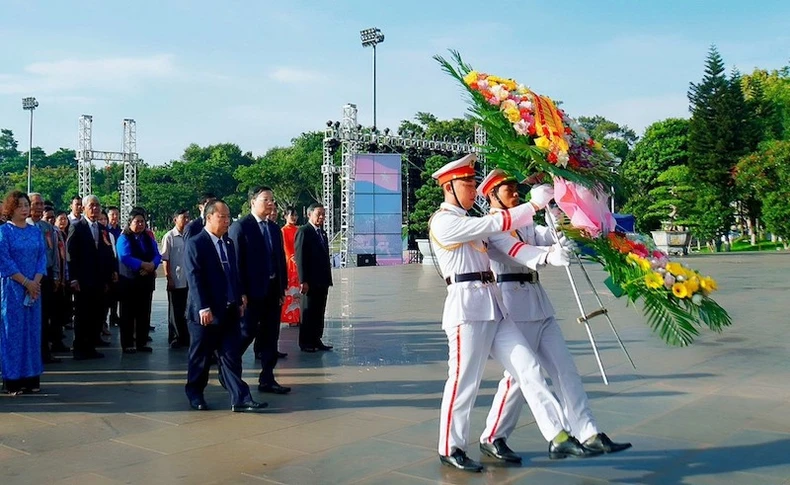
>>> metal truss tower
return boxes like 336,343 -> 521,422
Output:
76,116 -> 140,214
77,115 -> 93,197
121,119 -> 138,217
322,104 -> 482,268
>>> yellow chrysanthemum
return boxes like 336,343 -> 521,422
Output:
487,75 -> 517,91
645,272 -> 664,290
672,282 -> 689,299
700,276 -> 718,294
463,70 -> 479,86
535,136 -> 551,150
627,253 -> 651,272
684,277 -> 700,294
504,106 -> 521,123
665,262 -> 685,276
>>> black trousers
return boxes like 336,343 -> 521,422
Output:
40,276 -> 54,357
167,288 -> 189,345
50,283 -> 69,345
119,278 -> 153,349
299,285 -> 329,349
242,286 -> 282,386
73,286 -> 105,355
186,306 -> 251,407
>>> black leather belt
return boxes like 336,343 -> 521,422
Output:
496,272 -> 539,284
445,271 -> 495,286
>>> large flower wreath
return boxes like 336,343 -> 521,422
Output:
436,51 -> 731,346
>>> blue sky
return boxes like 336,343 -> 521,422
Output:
1,0 -> 788,164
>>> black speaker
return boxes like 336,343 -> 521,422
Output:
357,253 -> 377,267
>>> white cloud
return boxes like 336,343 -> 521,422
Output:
268,67 -> 326,83
0,54 -> 178,95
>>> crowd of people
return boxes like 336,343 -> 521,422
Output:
0,188 -> 333,410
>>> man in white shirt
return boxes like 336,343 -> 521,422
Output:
429,155 -> 598,472
478,169 -> 631,461
67,195 -> 83,223
161,208 -> 191,348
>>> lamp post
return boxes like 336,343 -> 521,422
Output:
22,97 -> 39,193
360,27 -> 385,129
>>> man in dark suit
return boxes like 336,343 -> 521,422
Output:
184,199 -> 267,413
295,203 -> 333,352
183,193 -> 215,240
66,195 -> 118,360
229,187 -> 290,395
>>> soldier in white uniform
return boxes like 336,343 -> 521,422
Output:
477,169 -> 632,463
430,155 -> 601,472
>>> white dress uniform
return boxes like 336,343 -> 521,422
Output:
429,156 -> 569,458
481,210 -> 600,445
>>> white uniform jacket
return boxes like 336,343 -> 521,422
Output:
429,202 -> 536,329
487,209 -> 556,323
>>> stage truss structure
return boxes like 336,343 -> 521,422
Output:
77,115 -> 140,216
322,103 -> 487,268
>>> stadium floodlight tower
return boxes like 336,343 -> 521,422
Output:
360,27 -> 385,129
22,96 -> 39,193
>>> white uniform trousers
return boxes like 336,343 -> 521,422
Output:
438,317 -> 568,456
481,316 -> 599,444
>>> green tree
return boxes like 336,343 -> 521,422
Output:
409,155 -> 449,238
577,115 -> 638,163
644,165 -> 695,230
235,132 -> 324,214
621,118 -> 689,231
0,129 -> 20,167
43,148 -> 77,169
736,140 -> 790,247
742,66 -> 790,140
686,46 -> 757,244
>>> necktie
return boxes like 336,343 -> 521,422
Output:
316,227 -> 325,246
217,239 -> 235,303
260,220 -> 273,253
91,223 -> 99,247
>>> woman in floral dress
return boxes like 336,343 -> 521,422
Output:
0,191 -> 47,395
280,207 -> 301,326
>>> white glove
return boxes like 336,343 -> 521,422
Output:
544,206 -> 564,228
557,234 -> 577,252
545,243 -> 571,267
529,184 -> 554,210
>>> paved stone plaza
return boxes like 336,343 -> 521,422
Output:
1,252 -> 789,484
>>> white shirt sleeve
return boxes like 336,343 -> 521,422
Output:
488,231 -> 549,270
431,203 -> 536,245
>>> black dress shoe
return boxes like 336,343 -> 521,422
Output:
136,346 -> 153,353
95,339 -> 111,347
189,398 -> 208,411
231,400 -> 269,413
479,438 -> 522,464
258,382 -> 291,394
548,436 -> 604,459
149,325 -> 156,331
43,355 -> 63,364
300,347 -> 317,353
123,348 -> 137,354
277,351 -> 288,358
316,342 -> 333,351
583,433 -> 632,454
439,449 -> 483,472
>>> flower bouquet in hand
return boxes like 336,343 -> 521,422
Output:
436,50 -> 731,346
